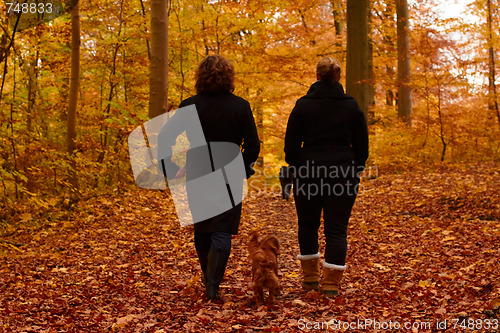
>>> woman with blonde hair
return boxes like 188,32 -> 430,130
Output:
285,57 -> 368,296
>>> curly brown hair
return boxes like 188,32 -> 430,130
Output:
195,55 -> 235,94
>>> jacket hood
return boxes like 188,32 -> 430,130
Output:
302,81 -> 353,100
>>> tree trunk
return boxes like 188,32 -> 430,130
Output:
27,52 -> 38,133
396,0 -> 412,125
98,0 -> 125,163
346,0 -> 372,121
174,8 -> 186,104
331,0 -> 343,48
0,6 -> 23,103
255,90 -> 264,170
367,0 -> 375,121
382,2 -> 396,106
422,65 -> 431,147
149,0 -> 169,119
67,2 -> 80,195
486,0 -> 500,128
436,79 -> 446,161
10,56 -> 19,199
386,65 -> 396,106
139,0 -> 151,60
25,50 -> 39,194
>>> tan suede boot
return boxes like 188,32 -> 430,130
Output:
297,253 -> 321,291
322,262 -> 345,297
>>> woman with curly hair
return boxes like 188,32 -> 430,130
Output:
159,55 -> 260,302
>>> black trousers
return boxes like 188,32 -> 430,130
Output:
294,178 -> 358,266
194,231 -> 232,275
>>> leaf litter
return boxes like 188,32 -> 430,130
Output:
0,164 -> 499,332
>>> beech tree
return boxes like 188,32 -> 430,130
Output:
372,0 -> 397,107
486,0 -> 500,127
346,0 -> 373,121
149,0 -> 169,119
396,0 -> 412,125
331,0 -> 343,48
67,1 -> 80,195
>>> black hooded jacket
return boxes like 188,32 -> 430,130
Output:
284,80 -> 369,174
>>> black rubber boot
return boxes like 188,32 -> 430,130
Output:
194,232 -> 210,287
206,248 -> 230,302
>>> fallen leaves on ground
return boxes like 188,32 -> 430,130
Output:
0,164 -> 499,332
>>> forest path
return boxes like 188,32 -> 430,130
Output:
1,164 -> 499,332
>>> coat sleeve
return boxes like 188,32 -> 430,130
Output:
241,102 -> 260,178
157,107 -> 186,178
284,102 -> 303,166
350,102 -> 369,172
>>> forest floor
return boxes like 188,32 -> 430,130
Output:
1,164 -> 500,332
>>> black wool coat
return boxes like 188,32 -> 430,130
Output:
284,80 -> 369,179
159,91 -> 260,234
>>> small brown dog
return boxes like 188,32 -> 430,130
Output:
248,231 -> 280,305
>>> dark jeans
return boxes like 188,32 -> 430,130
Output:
194,231 -> 232,275
294,178 -> 357,266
